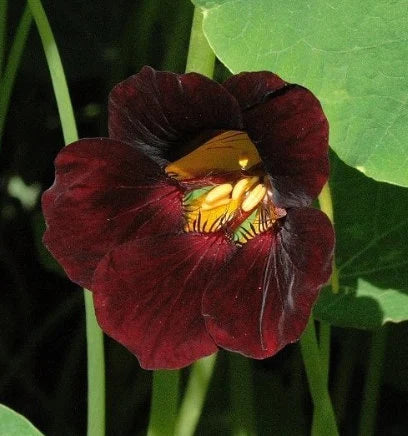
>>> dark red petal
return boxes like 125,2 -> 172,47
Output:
224,72 -> 329,207
91,233 -> 236,369
108,66 -> 243,163
42,138 -> 183,288
223,71 -> 287,110
203,208 -> 334,359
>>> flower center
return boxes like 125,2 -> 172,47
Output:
165,130 -> 286,245
183,177 -> 281,244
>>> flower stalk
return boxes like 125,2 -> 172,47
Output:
318,182 -> 339,293
185,7 -> 215,77
357,327 -> 388,436
27,0 -> 78,144
84,290 -> 106,436
28,1 -> 105,435
229,354 -> 256,436
309,181 -> 338,434
174,354 -> 217,436
148,370 -> 180,436
300,318 -> 339,436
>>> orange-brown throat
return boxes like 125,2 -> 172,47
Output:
165,130 -> 262,180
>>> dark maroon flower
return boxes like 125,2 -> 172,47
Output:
42,66 -> 334,369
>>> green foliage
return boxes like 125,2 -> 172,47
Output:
201,0 -> 408,187
315,281 -> 408,329
191,0 -> 233,9
27,0 -> 78,144
314,153 -> 408,328
0,405 -> 43,436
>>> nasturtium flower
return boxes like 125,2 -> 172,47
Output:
42,66 -> 334,369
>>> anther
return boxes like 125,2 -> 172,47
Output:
231,179 -> 249,200
241,184 -> 267,212
205,183 -> 233,204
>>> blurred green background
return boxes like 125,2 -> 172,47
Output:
1,1 -> 407,435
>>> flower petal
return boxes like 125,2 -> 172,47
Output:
224,72 -> 329,207
223,71 -> 287,110
42,138 -> 183,288
108,66 -> 242,164
202,208 -> 334,359
91,233 -> 236,369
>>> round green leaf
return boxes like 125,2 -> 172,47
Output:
0,405 -> 43,436
202,0 -> 408,187
313,153 -> 408,329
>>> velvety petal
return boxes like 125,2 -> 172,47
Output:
203,208 -> 334,359
108,66 -> 243,163
224,72 -> 329,207
42,138 -> 183,288
223,71 -> 287,110
91,233 -> 236,369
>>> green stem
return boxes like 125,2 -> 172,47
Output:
229,354 -> 256,436
332,329 -> 359,425
318,182 -> 339,293
27,0 -> 77,144
174,354 -> 217,436
357,327 -> 387,436
299,319 -> 339,436
161,1 -> 193,72
310,183 -> 337,432
318,321 -> 331,385
311,320 -> 331,434
147,371 -> 180,436
185,7 -> 215,77
113,0 -> 161,86
84,290 -> 106,436
316,182 -> 336,383
0,5 -> 32,146
0,0 -> 7,77
28,2 -> 105,435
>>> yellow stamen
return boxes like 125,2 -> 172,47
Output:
241,184 -> 267,212
201,198 -> 231,211
231,178 -> 249,200
183,177 -> 273,237
205,183 -> 233,204
231,176 -> 260,200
